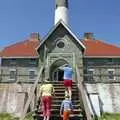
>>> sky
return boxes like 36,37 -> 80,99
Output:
0,0 -> 120,49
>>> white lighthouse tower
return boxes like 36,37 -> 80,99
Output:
55,0 -> 69,26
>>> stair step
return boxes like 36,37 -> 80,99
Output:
36,108 -> 82,114
54,86 -> 77,89
54,89 -> 78,92
33,114 -> 83,120
52,82 -> 76,84
39,81 -> 77,85
53,96 -> 79,100
53,85 -> 77,87
52,100 -> 80,104
34,113 -> 83,117
51,104 -> 81,107
44,81 -> 76,83
54,92 -> 78,96
51,105 -> 81,109
33,81 -> 84,120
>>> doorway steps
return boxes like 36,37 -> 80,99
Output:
33,81 -> 84,120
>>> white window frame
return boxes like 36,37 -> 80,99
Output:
88,69 -> 94,81
108,69 -> 115,80
29,69 -> 36,80
9,69 -> 16,80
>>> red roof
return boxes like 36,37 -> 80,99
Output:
82,39 -> 120,57
1,38 -> 120,58
0,40 -> 40,58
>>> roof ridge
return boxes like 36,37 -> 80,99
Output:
95,39 -> 120,49
82,39 -> 120,49
3,39 -> 29,50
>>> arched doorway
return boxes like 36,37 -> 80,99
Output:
50,59 -> 69,81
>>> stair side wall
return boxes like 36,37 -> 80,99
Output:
0,83 -> 36,117
85,83 -> 120,116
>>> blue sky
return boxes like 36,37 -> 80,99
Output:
0,0 -> 120,49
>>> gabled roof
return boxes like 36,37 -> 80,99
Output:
37,20 -> 85,50
82,39 -> 120,58
0,40 -> 40,58
1,27 -> 120,58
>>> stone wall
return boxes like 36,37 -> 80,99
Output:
85,83 -> 120,116
84,58 -> 120,82
1,67 -> 38,82
0,83 -> 35,117
0,83 -> 120,117
0,58 -> 38,82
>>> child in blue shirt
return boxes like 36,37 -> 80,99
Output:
60,94 -> 73,120
59,64 -> 73,100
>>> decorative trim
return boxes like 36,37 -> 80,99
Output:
36,20 -> 85,50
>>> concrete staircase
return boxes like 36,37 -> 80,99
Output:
33,81 -> 84,120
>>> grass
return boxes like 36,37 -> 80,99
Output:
0,113 -> 32,120
0,113 -> 18,120
0,112 -> 120,120
93,113 -> 120,120
24,112 -> 33,120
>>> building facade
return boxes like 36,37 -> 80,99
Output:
0,0 -> 120,117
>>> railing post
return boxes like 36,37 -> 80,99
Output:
76,66 -> 93,120
20,66 -> 44,120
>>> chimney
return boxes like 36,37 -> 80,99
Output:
84,32 -> 94,40
55,0 -> 69,26
29,33 -> 40,41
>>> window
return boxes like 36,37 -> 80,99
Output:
9,69 -> 16,80
106,58 -> 114,65
56,40 -> 65,48
29,59 -> 36,65
10,59 -> 16,65
88,69 -> 94,81
29,69 -> 36,80
108,69 -> 115,80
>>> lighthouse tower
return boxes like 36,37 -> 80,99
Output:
55,0 -> 69,26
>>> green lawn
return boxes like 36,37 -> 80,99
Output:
0,113 -> 32,120
94,113 -> 120,120
0,113 -> 120,120
0,113 -> 18,120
